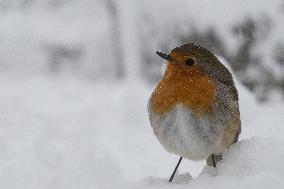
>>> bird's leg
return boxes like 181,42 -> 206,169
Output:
206,154 -> 222,167
211,154 -> 216,167
169,157 -> 183,183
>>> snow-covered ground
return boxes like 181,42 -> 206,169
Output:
0,0 -> 284,188
0,64 -> 283,188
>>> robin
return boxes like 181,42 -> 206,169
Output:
148,43 -> 241,182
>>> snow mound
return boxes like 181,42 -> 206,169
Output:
117,137 -> 284,189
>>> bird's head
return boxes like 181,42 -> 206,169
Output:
157,43 -> 219,72
156,43 -> 233,86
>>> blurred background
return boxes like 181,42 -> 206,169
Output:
0,0 -> 284,189
0,0 -> 283,100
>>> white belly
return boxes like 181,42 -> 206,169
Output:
149,104 -> 225,160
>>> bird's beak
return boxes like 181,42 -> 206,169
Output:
156,51 -> 173,61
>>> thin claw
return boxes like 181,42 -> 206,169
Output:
212,155 -> 216,168
169,157 -> 183,183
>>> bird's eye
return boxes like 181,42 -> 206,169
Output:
185,58 -> 195,66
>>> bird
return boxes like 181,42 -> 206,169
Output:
148,43 -> 241,182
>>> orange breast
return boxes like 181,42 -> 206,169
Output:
151,63 -> 216,116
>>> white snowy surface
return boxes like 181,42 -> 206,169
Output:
0,1 -> 284,188
0,68 -> 283,188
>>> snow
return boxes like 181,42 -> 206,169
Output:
120,138 -> 284,189
0,0 -> 284,188
0,59 -> 284,188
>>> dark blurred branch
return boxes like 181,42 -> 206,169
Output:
105,0 -> 125,79
231,18 -> 257,71
44,44 -> 83,72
